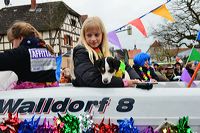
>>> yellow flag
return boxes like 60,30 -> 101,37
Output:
152,4 -> 175,22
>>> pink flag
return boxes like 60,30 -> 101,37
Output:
107,31 -> 122,49
180,68 -> 196,87
128,18 -> 147,37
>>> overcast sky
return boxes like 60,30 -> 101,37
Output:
0,0 -> 169,52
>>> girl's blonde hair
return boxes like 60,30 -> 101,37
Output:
78,16 -> 111,63
7,21 -> 54,54
71,16 -> 111,79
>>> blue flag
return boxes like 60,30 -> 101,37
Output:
197,31 -> 200,41
55,55 -> 62,81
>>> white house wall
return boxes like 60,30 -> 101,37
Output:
61,14 -> 81,44
42,31 -> 58,45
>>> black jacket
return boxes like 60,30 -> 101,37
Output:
72,45 -> 140,87
186,67 -> 194,77
133,65 -> 159,81
174,68 -> 182,76
0,37 -> 56,82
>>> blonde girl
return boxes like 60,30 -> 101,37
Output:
71,16 -> 140,87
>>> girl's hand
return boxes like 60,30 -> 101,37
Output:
127,79 -> 141,87
150,78 -> 157,83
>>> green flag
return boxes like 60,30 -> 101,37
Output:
188,47 -> 200,61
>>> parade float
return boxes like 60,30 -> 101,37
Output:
0,79 -> 200,132
0,62 -> 200,132
0,0 -> 199,132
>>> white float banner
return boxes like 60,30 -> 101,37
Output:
0,82 -> 200,127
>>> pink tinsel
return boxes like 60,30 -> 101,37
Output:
14,81 -> 59,89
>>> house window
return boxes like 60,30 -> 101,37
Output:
69,36 -> 73,46
64,34 -> 72,46
64,34 -> 68,45
71,19 -> 76,26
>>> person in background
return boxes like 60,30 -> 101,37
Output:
165,65 -> 176,81
186,61 -> 196,77
71,16 -> 141,87
132,52 -> 159,82
0,21 -> 57,89
174,62 -> 182,76
194,61 -> 200,80
155,65 -> 169,81
196,71 -> 200,80
60,67 -> 71,83
153,63 -> 159,71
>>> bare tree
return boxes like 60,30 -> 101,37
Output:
151,0 -> 200,48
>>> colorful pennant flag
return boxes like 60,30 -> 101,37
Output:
109,1 -> 174,49
152,4 -> 175,22
107,31 -> 122,49
128,18 -> 147,37
180,68 -> 196,87
187,47 -> 200,62
196,31 -> 200,41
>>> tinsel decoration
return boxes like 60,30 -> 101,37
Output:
142,126 -> 158,133
79,113 -> 94,133
0,113 -> 21,133
176,116 -> 192,133
94,118 -> 118,133
155,121 -> 177,133
52,116 -> 64,133
18,115 -> 40,133
117,117 -> 139,133
36,118 -> 54,133
57,112 -> 80,133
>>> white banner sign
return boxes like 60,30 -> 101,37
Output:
0,82 -> 200,126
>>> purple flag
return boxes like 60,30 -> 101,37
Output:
107,31 -> 122,49
180,68 -> 196,87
